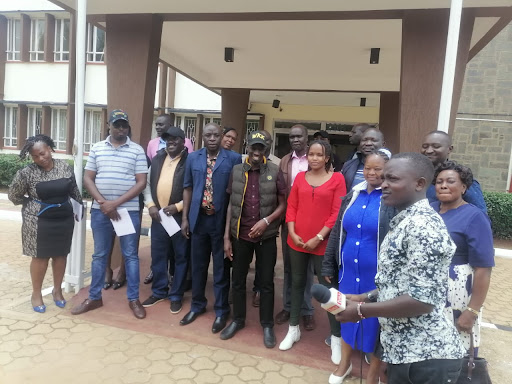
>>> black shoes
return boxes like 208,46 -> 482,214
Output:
263,327 -> 276,348
180,309 -> 205,326
220,321 -> 245,340
212,314 -> 229,334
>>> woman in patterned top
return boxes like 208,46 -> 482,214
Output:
432,160 -> 494,355
8,135 -> 82,313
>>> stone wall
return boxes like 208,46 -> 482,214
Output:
451,24 -> 512,192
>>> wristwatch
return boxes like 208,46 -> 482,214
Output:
316,233 -> 324,241
367,291 -> 378,303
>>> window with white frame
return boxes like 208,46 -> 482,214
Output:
54,19 -> 70,62
27,107 -> 43,137
30,19 -> 45,61
84,110 -> 102,152
4,106 -> 18,147
51,109 -> 67,150
6,19 -> 21,61
86,24 -> 105,63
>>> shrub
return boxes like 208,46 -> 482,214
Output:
483,191 -> 512,240
0,154 -> 30,188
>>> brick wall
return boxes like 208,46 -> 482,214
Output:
451,24 -> 512,192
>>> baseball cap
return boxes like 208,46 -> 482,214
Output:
313,130 -> 329,139
161,126 -> 185,140
247,132 -> 268,147
108,109 -> 129,124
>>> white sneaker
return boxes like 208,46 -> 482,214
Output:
328,363 -> 352,384
279,325 -> 301,350
330,335 -> 342,365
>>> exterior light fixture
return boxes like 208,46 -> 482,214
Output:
272,99 -> 280,108
225,47 -> 234,62
370,48 -> 380,64
360,97 -> 367,107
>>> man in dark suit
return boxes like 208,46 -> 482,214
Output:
180,123 -> 242,333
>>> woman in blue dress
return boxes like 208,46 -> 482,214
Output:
432,160 -> 494,355
322,149 -> 396,384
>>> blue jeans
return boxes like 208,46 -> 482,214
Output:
89,209 -> 141,301
190,213 -> 230,317
151,216 -> 190,301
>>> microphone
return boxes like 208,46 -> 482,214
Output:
311,284 -> 346,315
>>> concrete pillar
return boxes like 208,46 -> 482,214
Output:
20,14 -> 30,62
0,16 -> 7,102
106,14 -> 163,149
0,104 -> 4,149
17,104 -> 28,150
41,106 -> 51,137
66,12 -> 77,155
101,108 -> 108,139
221,88 -> 250,153
44,13 -> 55,63
166,68 -> 176,110
399,9 -> 474,152
379,92 -> 400,154
196,114 -> 204,150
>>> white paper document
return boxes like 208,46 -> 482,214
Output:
70,198 -> 83,222
158,209 -> 181,237
111,208 -> 136,236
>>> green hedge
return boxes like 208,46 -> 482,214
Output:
483,191 -> 512,240
0,154 -> 90,198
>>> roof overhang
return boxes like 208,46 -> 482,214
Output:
50,0 -> 512,105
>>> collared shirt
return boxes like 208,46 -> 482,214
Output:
202,152 -> 218,209
85,136 -> 148,211
376,199 -> 465,364
143,152 -> 183,212
158,137 -> 166,151
290,151 -> 308,186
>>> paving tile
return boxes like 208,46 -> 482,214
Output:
169,365 -> 197,380
20,334 -> 46,345
232,353 -> 258,367
280,362 -> 306,378
256,359 -> 282,373
261,371 -> 288,384
121,368 -> 152,383
239,366 -> 265,381
214,361 -> 240,376
145,348 -> 172,361
194,370 -> 222,383
146,360 -> 173,375
7,320 -> 34,331
209,348 -> 236,363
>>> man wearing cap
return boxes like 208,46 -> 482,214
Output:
313,130 -> 342,172
72,109 -> 148,319
180,123 -> 242,333
220,131 -> 286,347
142,126 -> 190,314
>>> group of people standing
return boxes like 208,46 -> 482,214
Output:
9,110 -> 494,384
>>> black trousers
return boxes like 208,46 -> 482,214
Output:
387,358 -> 462,384
232,237 -> 277,328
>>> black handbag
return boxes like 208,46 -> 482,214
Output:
457,332 -> 492,384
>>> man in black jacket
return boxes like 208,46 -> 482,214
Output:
142,126 -> 190,314
342,128 -> 384,191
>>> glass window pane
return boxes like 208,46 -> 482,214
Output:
62,19 -> 69,52
96,28 -> 105,53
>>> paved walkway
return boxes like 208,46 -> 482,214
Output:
0,196 -> 511,383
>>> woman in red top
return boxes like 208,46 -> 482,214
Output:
279,140 -> 346,358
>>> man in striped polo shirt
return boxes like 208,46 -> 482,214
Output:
72,109 -> 148,319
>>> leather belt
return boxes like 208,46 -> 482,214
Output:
200,207 -> 216,216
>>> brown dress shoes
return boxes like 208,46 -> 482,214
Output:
302,315 -> 316,331
275,309 -> 290,324
71,298 -> 103,315
129,299 -> 146,319
252,291 -> 261,307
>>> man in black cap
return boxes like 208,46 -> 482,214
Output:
72,109 -> 148,319
313,130 -> 342,172
221,131 -> 286,347
142,126 -> 190,314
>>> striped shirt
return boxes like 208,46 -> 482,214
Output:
85,136 -> 148,211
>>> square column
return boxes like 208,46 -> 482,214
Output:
398,9 -> 474,152
106,14 -> 163,149
221,88 -> 250,153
